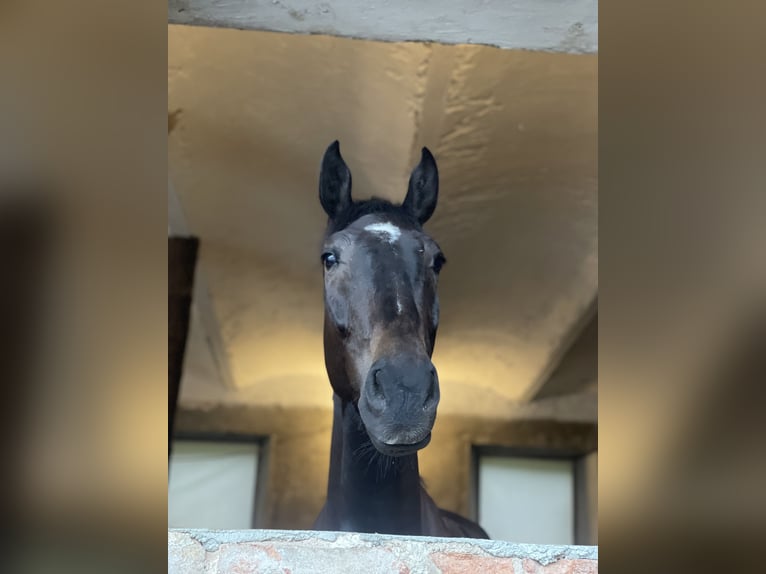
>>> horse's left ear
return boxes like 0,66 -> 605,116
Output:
403,147 -> 439,225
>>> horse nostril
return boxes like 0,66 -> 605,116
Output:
371,369 -> 385,400
423,371 -> 437,411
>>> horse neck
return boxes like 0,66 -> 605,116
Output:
326,394 -> 424,535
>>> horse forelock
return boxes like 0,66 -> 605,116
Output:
325,197 -> 421,237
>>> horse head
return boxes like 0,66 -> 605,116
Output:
319,141 -> 445,457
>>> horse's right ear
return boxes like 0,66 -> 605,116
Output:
319,140 -> 352,219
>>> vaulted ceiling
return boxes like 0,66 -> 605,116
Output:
169,24 -> 597,420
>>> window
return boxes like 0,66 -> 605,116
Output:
474,448 -> 597,545
478,455 -> 575,544
168,439 -> 260,529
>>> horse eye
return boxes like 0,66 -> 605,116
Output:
321,252 -> 338,271
432,254 -> 446,274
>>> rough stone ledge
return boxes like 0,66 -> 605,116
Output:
168,0 -> 598,54
169,528 -> 598,573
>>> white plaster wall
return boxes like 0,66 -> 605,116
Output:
169,26 -> 597,419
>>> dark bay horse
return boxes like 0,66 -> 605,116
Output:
313,141 -> 489,538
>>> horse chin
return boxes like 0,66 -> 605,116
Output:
368,432 -> 432,457
357,397 -> 435,457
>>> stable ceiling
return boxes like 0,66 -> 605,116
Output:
169,24 -> 597,419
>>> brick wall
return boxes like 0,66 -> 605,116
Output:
169,529 -> 598,573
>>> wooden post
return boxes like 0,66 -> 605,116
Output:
168,236 -> 199,458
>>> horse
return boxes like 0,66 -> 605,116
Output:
312,141 -> 489,538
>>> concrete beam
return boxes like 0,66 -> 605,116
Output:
168,0 -> 598,54
169,529 -> 598,573
169,182 -> 238,390
531,312 -> 597,401
523,297 -> 597,402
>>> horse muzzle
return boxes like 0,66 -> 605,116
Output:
358,354 -> 440,457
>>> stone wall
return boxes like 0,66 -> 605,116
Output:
169,529 -> 598,573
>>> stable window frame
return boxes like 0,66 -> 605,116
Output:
169,432 -> 271,529
471,445 -> 597,545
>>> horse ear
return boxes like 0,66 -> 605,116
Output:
403,147 -> 439,224
319,140 -> 352,219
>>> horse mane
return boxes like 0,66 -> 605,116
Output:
326,197 -> 421,235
